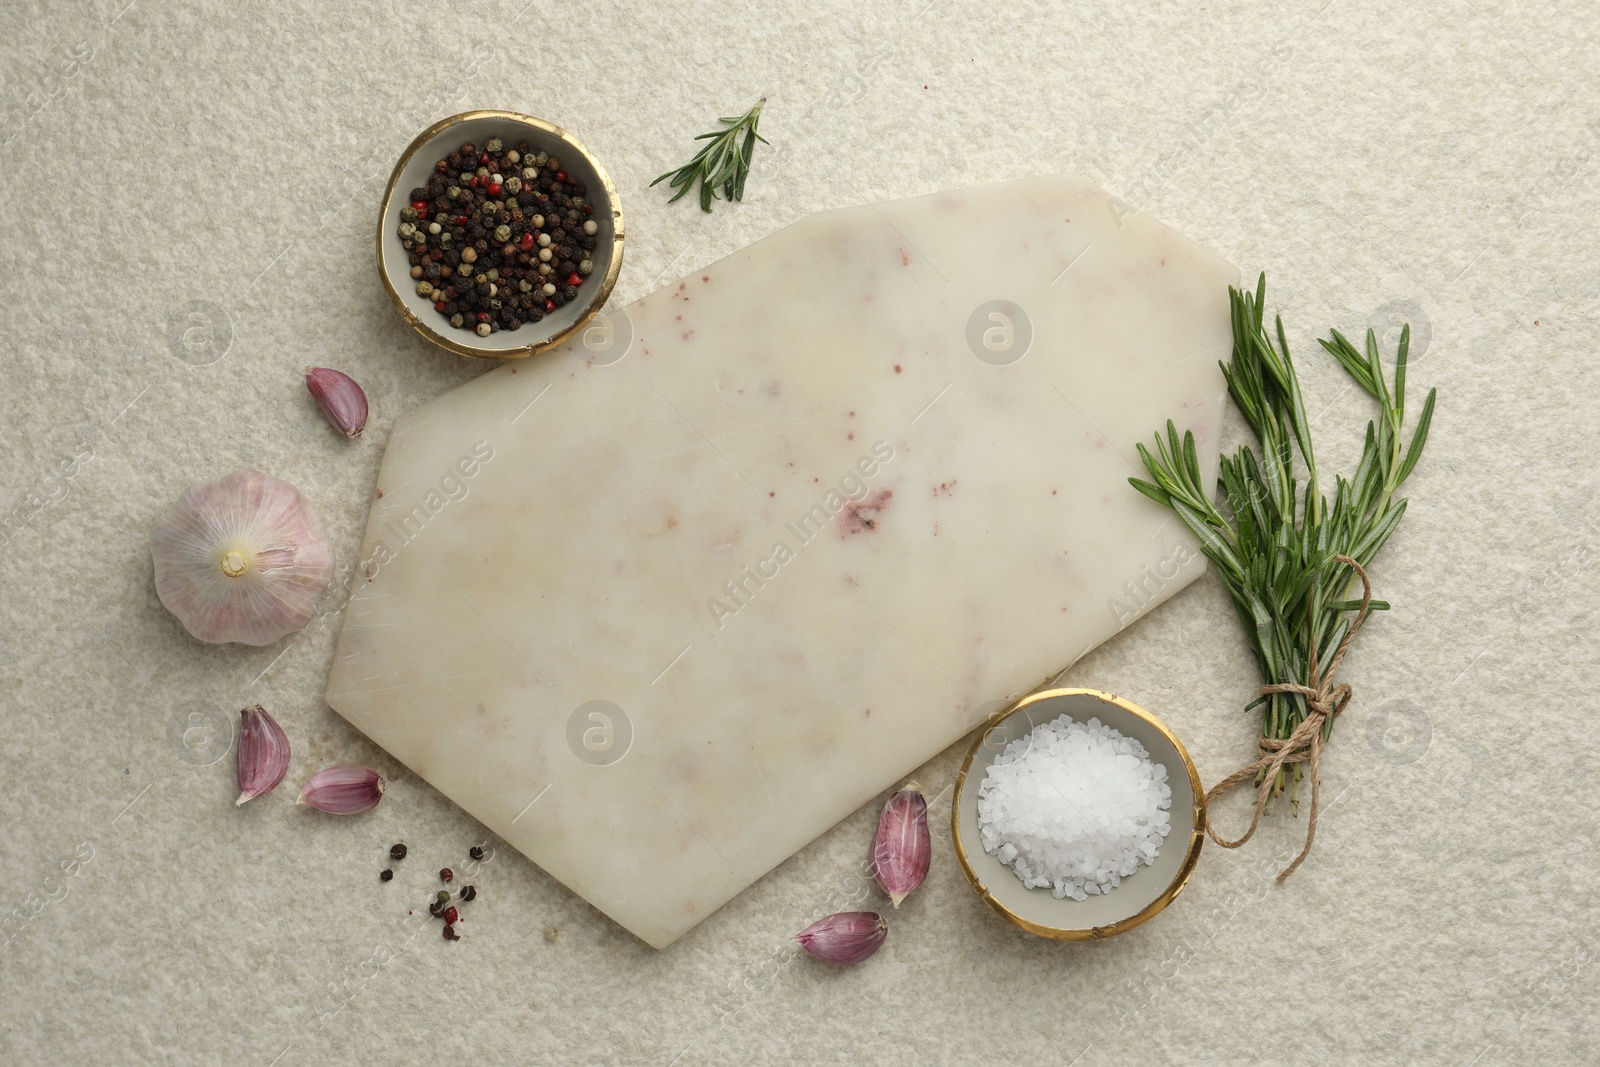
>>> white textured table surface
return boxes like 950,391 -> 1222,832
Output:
1,2 -> 1595,1064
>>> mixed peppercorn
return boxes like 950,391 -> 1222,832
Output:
383,841 -> 479,943
398,135 -> 601,336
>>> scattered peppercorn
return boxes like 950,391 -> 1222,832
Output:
429,900 -> 445,917
443,906 -> 459,924
469,846 -> 485,861
459,885 -> 477,902
390,843 -> 407,861
443,924 -> 459,940
380,869 -> 394,882
396,136 -> 598,335
439,867 -> 454,883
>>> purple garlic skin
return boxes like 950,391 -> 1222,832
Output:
236,705 -> 290,805
873,782 -> 930,907
794,911 -> 887,965
149,469 -> 334,646
305,367 -> 368,438
297,765 -> 385,815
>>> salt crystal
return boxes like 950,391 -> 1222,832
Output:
975,712 -> 1173,899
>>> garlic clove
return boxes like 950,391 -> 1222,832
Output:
150,469 -> 334,646
304,367 -> 368,438
872,781 -> 931,907
794,911 -> 887,965
236,705 -> 290,805
297,765 -> 385,814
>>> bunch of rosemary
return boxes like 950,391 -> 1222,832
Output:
1131,275 -> 1435,870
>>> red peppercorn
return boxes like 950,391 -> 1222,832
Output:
545,299 -> 556,312
434,300 -> 446,313
487,182 -> 502,197
555,170 -> 568,183
470,176 -> 480,188
479,153 -> 490,165
439,867 -> 454,883
455,215 -> 468,226
411,199 -> 427,211
443,924 -> 457,940
477,312 -> 491,323
566,273 -> 582,287
435,160 -> 448,172
443,906 -> 459,924
518,233 -> 535,252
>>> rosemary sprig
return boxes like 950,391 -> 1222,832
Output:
1130,274 -> 1436,809
651,98 -> 768,213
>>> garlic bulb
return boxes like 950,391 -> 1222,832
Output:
150,469 -> 334,645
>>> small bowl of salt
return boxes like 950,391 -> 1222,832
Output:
952,687 -> 1205,939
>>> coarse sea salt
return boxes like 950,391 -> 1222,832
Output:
976,714 -> 1172,900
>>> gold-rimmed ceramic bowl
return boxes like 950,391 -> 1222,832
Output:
377,110 -> 625,360
952,687 -> 1205,939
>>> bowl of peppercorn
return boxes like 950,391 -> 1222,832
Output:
378,110 -> 624,360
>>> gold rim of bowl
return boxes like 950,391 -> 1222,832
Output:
376,109 -> 626,361
950,686 -> 1207,940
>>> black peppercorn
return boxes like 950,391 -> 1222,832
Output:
390,843 -> 407,860
380,869 -> 394,882
429,900 -> 445,917
459,884 -> 477,901
469,846 -> 485,861
443,924 -> 459,941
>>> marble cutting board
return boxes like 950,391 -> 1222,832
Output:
326,174 -> 1237,948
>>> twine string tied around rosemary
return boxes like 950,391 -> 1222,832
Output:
1203,555 -> 1373,882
